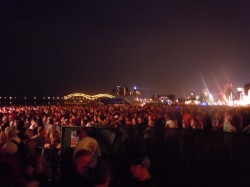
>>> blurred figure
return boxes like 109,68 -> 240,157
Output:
23,154 -> 48,187
182,109 -> 193,129
30,127 -> 47,148
165,112 -> 178,129
0,153 -> 24,187
129,152 -> 156,187
212,111 -> 223,131
223,112 -> 237,133
223,111 -> 237,160
93,160 -> 111,187
44,126 -> 61,149
0,129 -> 7,147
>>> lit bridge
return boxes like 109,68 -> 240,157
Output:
64,93 -> 115,101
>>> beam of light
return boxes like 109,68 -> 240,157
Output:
200,74 -> 210,94
221,68 -> 231,86
199,74 -> 210,99
212,75 -> 224,98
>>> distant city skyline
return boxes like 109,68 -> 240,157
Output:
0,81 -> 248,100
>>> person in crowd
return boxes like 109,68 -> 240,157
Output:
0,126 -> 23,155
30,126 -> 48,148
147,114 -> 155,127
24,177 -> 40,187
0,129 -> 7,147
65,149 -> 94,187
165,112 -> 178,129
129,152 -> 156,187
182,109 -> 193,129
211,111 -> 223,131
44,126 -> 61,149
93,160 -> 111,187
190,112 -> 204,130
1,115 -> 10,131
22,128 -> 39,157
95,115 -> 105,127
73,127 -> 102,168
23,154 -> 48,187
125,115 -> 133,126
223,111 -> 237,160
223,112 -> 237,133
45,117 -> 54,136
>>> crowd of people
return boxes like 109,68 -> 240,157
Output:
0,103 -> 250,186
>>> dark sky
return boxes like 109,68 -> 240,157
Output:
1,0 -> 250,98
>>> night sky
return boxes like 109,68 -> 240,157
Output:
1,0 -> 250,98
